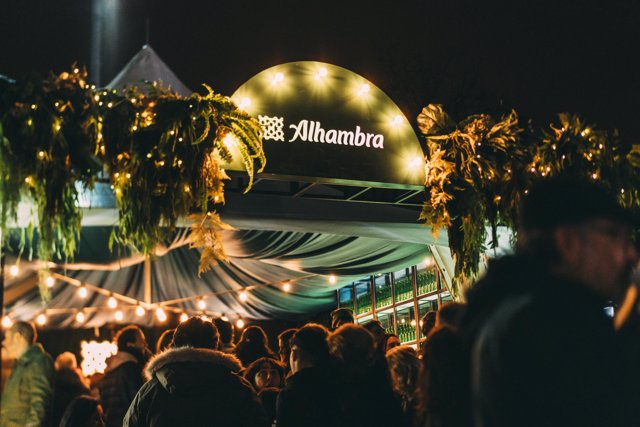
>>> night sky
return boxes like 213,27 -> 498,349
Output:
2,0 -> 639,136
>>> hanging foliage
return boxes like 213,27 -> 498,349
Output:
418,105 -> 640,298
418,104 -> 525,296
0,67 -> 265,271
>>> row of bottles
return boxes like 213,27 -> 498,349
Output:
394,276 -> 413,302
397,322 -> 416,343
375,285 -> 393,308
417,270 -> 438,295
356,293 -> 372,315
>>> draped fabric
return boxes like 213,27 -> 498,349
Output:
3,219 -> 443,327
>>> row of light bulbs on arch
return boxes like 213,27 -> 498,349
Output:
2,306 -> 247,330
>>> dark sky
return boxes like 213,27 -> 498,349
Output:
2,0 -> 640,136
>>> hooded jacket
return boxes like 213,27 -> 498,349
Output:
98,350 -> 144,427
0,343 -> 54,427
123,346 -> 268,427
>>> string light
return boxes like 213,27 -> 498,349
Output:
424,258 -> 433,267
197,298 -> 207,310
45,276 -> 55,288
236,319 -> 245,329
2,315 -> 13,328
76,311 -> 86,323
36,313 -> 47,326
328,275 -> 337,285
9,265 -> 19,277
107,296 -> 118,309
135,305 -> 145,317
180,313 -> 189,323
78,286 -> 88,299
410,319 -> 417,327
356,83 -> 370,97
155,307 -> 167,322
282,282 -> 291,292
271,72 -> 285,86
239,292 -> 248,302
114,311 -> 124,321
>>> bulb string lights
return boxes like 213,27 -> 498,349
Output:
3,269 -> 342,328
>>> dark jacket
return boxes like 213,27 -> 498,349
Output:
276,366 -> 343,427
0,343 -> 54,427
123,346 -> 269,427
462,255 -> 629,427
51,368 -> 91,427
98,351 -> 144,427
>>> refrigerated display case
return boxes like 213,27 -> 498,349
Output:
416,262 -> 438,296
374,273 -> 393,309
338,286 -> 355,311
377,309 -> 395,334
396,302 -> 416,344
355,278 -> 373,315
335,254 -> 450,347
393,267 -> 414,303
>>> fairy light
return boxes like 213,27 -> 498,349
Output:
180,313 -> 189,323
107,296 -> 118,309
328,275 -> 337,285
78,286 -> 88,299
201,315 -> 212,322
2,315 -> 13,329
9,265 -> 19,277
45,276 -> 55,288
239,291 -> 248,302
410,319 -> 417,327
76,311 -> 86,323
271,72 -> 285,86
114,311 -> 124,321
424,258 -> 433,267
155,307 -> 167,322
236,319 -> 245,329
34,313 -> 46,326
282,282 -> 291,292
356,83 -> 370,97
135,305 -> 145,317
197,298 -> 207,310
390,115 -> 403,127
38,151 -> 46,159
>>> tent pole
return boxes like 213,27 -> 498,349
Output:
144,255 -> 151,305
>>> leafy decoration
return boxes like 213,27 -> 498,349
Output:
0,67 -> 265,272
418,105 -> 640,299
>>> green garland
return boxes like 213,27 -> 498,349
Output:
0,68 -> 265,272
418,105 -> 640,298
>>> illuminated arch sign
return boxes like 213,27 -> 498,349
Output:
227,62 -> 425,189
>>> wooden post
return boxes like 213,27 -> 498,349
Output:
143,256 -> 151,305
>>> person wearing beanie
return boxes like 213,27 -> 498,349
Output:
458,176 -> 638,427
123,317 -> 268,427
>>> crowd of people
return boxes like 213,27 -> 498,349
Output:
2,176 -> 640,427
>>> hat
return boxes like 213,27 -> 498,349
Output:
520,177 -> 637,230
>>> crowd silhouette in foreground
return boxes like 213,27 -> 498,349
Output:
3,176 -> 640,427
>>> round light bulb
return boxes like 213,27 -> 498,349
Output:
135,306 -> 145,317
76,312 -> 85,323
239,292 -> 248,302
45,276 -> 55,288
236,319 -> 245,329
282,282 -> 291,292
9,265 -> 19,277
2,316 -> 13,329
107,296 -> 118,309
155,308 -> 167,322
328,275 -> 337,285
78,286 -> 88,299
180,313 -> 189,323
114,311 -> 124,321
197,299 -> 207,310
424,258 -> 433,267
36,314 -> 47,326
410,319 -> 417,327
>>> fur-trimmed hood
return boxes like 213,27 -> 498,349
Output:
145,346 -> 242,381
